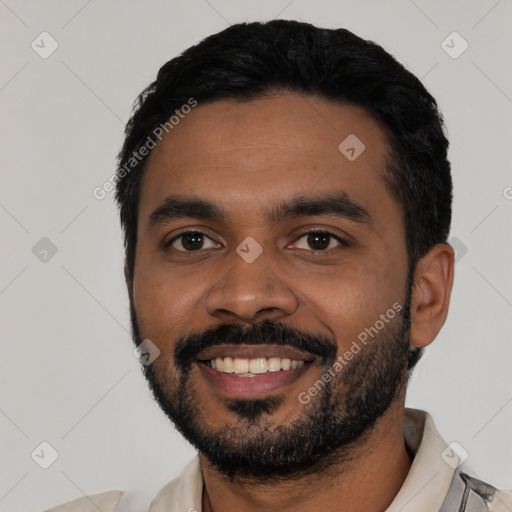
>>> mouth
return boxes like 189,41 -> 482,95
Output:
204,356 -> 306,375
196,344 -> 316,398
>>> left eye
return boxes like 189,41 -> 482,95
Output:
292,231 -> 346,251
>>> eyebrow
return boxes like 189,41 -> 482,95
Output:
147,193 -> 372,230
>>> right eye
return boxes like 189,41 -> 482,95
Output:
166,230 -> 220,252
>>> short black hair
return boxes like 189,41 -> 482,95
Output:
115,20 -> 452,369
116,20 -> 451,275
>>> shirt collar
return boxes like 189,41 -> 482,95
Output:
149,455 -> 203,512
385,408 -> 457,512
148,408 -> 457,512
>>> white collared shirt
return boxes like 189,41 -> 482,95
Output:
45,409 -> 512,512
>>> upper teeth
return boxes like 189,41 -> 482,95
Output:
209,357 -> 305,374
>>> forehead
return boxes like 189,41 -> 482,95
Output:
137,93 -> 397,229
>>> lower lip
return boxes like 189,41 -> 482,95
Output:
197,361 -> 312,398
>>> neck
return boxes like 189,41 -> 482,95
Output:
200,401 -> 412,512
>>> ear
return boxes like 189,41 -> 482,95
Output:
409,243 -> 455,348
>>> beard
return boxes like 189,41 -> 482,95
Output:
129,282 -> 412,482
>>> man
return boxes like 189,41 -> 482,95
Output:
47,20 -> 511,512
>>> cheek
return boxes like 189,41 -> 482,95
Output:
297,256 -> 405,347
132,255 -> 201,342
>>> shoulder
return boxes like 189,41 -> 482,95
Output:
42,456 -> 202,512
43,490 -> 124,512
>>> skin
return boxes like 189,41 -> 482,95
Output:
131,92 -> 454,512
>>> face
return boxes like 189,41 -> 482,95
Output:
130,93 -> 412,479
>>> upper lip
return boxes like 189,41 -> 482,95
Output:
196,344 -> 316,362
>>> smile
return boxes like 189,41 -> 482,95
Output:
196,344 -> 315,398
204,356 -> 305,376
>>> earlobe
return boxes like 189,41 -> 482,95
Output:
409,244 -> 455,348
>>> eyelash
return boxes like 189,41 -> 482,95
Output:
165,229 -> 349,253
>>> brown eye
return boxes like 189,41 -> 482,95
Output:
292,230 -> 347,251
180,233 -> 205,251
167,231 -> 219,252
306,232 -> 331,250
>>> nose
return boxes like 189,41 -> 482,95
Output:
205,248 -> 298,324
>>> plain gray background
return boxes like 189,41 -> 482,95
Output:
1,0 -> 511,510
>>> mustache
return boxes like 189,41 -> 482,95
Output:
174,319 -> 337,372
